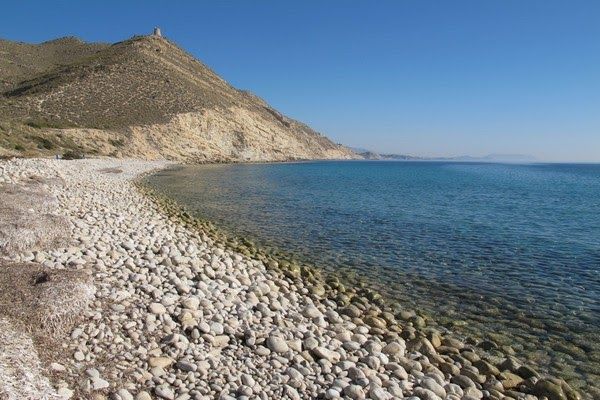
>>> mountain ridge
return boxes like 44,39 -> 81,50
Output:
0,33 -> 357,162
352,148 -> 537,162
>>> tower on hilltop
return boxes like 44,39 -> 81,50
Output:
153,27 -> 162,37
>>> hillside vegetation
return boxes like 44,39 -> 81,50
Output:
0,34 -> 357,162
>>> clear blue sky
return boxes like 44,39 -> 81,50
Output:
3,1 -> 599,161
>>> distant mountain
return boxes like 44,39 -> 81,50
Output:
348,147 -> 371,154
436,154 -> 537,162
0,33 -> 357,162
379,153 -> 424,160
351,149 -> 423,160
482,153 -> 537,162
352,148 -> 536,163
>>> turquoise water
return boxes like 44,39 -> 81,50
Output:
147,161 -> 600,393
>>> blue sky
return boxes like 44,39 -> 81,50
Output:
2,1 -> 599,161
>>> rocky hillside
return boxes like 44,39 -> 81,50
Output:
0,34 -> 357,162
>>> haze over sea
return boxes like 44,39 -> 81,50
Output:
148,161 -> 600,392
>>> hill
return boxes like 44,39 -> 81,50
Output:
0,33 -> 357,162
0,37 -> 109,92
351,148 -> 536,163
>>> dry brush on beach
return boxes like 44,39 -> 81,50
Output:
0,158 -> 584,400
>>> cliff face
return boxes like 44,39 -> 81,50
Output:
0,35 -> 357,162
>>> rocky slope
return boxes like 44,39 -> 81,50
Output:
0,34 -> 357,162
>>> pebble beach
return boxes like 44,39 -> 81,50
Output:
0,158 -> 585,400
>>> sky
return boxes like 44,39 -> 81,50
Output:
2,1 -> 600,162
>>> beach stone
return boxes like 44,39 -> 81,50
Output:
312,346 -> 340,362
517,365 -> 540,379
370,387 -> 392,400
155,386 -> 175,400
309,284 -> 326,296
210,322 -> 224,334
255,345 -> 271,356
85,368 -> 100,379
241,373 -> 256,387
51,362 -> 66,372
149,357 -> 174,368
91,377 -> 110,390
428,331 -> 442,348
409,337 -> 437,356
499,357 -> 521,372
303,305 -> 322,318
135,392 -> 152,400
445,384 -> 463,396
534,379 -> 567,400
364,316 -> 386,329
284,385 -> 301,400
442,337 -> 464,349
460,367 -> 485,384
413,387 -> 442,400
341,305 -> 362,318
450,375 -> 476,389
343,384 -> 366,400
116,389 -> 134,400
176,360 -> 196,372
267,335 -> 289,353
462,386 -> 484,399
473,359 -> 500,376
213,335 -> 230,347
198,321 -> 210,333
57,387 -> 74,399
479,340 -> 498,351
391,365 -> 409,380
440,362 -> 460,376
500,371 -> 524,389
181,296 -> 199,310
561,382 -> 582,400
410,315 -> 426,328
348,366 -> 366,382
382,341 -> 405,356
178,311 -> 196,329
150,366 -> 165,378
303,336 -> 319,351
149,303 -> 166,314
421,377 -> 446,398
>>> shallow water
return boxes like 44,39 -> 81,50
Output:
147,161 -> 600,393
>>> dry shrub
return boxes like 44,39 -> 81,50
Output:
35,275 -> 96,335
0,179 -> 70,256
0,262 -> 95,336
0,318 -> 61,400
98,167 -> 123,174
0,262 -> 95,399
24,174 -> 65,188
0,212 -> 70,256
0,181 -> 59,211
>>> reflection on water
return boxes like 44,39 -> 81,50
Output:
147,161 -> 600,393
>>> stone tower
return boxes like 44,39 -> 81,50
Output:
153,27 -> 162,37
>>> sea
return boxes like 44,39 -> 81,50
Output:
146,161 -> 600,393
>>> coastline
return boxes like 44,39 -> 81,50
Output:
0,158 -> 583,400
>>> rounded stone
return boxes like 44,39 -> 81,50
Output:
267,335 -> 289,353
